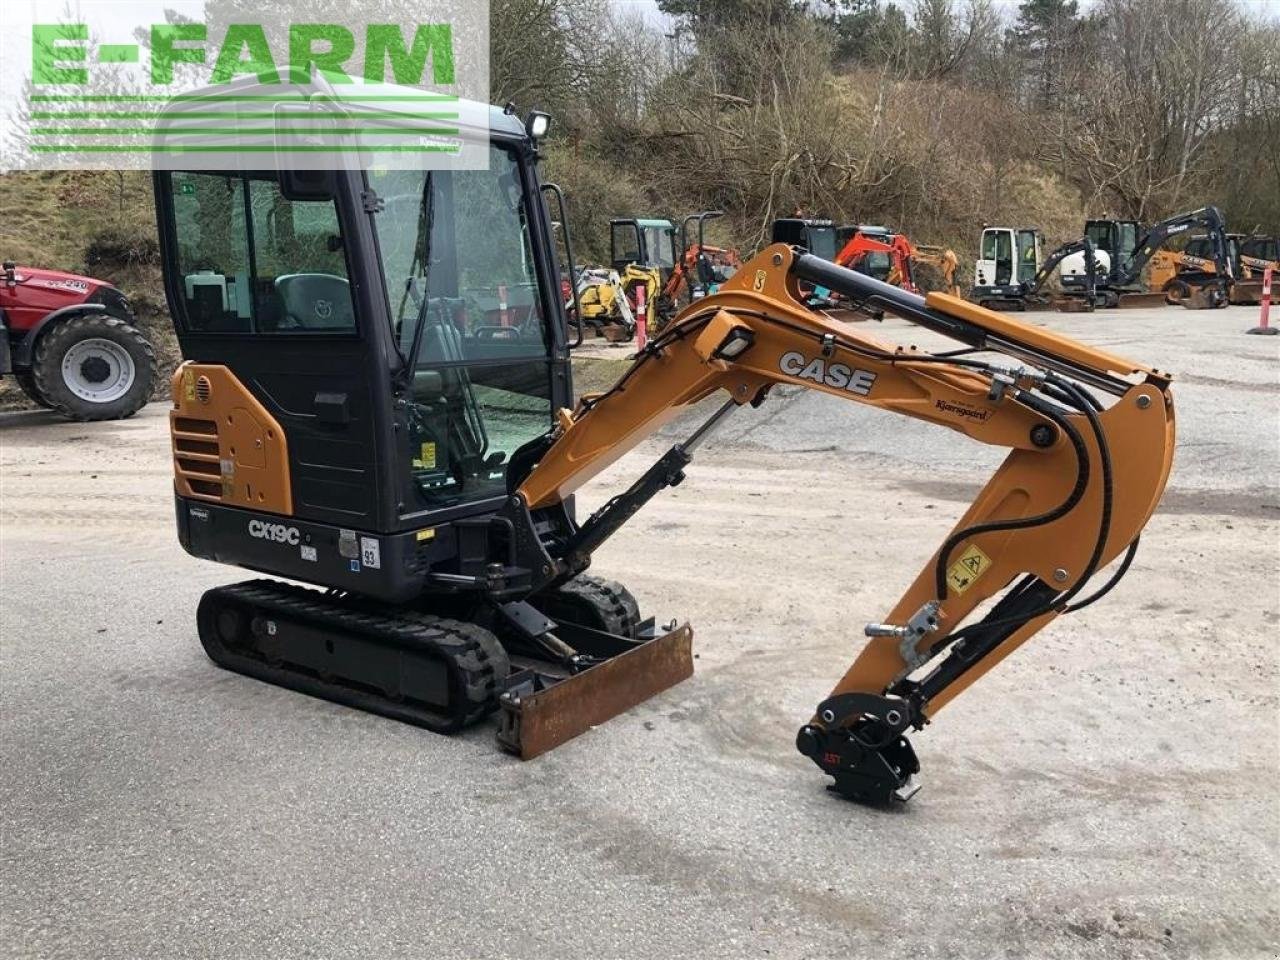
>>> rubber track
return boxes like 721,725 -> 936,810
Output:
541,575 -> 641,637
199,579 -> 507,732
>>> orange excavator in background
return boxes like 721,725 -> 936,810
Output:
834,226 -> 960,296
660,211 -> 741,320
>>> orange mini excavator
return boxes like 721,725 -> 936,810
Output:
156,87 -> 1174,805
833,226 -> 960,296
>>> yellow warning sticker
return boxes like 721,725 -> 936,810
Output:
412,442 -> 437,470
753,270 -> 767,292
415,528 -> 436,542
947,544 -> 992,595
183,370 -> 195,402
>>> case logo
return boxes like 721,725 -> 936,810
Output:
778,351 -> 877,396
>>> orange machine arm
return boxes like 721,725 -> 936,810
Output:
516,244 -> 1174,802
662,244 -> 742,301
834,231 -> 920,293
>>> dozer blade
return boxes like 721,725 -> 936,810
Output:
497,624 -> 693,759
1117,291 -> 1170,309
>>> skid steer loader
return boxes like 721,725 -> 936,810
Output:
156,84 -> 1175,805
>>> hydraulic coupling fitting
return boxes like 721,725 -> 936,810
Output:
865,600 -> 942,676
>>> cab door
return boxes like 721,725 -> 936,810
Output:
1016,229 -> 1041,284
157,169 -> 394,531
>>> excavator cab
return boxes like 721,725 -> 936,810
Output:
840,224 -> 894,281
1082,219 -> 1140,283
159,144 -> 565,558
975,227 -> 1042,289
971,227 -> 1047,310
771,219 -> 839,301
610,218 -> 678,280
770,218 -> 838,262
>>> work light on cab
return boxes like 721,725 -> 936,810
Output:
525,111 -> 551,140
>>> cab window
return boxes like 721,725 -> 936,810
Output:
611,222 -> 640,265
367,146 -> 556,512
168,171 -> 354,334
642,226 -> 676,269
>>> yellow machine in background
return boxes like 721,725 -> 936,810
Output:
905,243 -> 961,296
570,264 -> 662,340
1150,233 -> 1279,305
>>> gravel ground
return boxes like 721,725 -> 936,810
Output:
1,304 -> 1277,960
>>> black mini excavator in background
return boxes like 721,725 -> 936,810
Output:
1060,206 -> 1235,308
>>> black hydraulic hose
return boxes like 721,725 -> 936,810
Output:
713,308 -> 1002,373
1044,376 -> 1114,611
1041,380 -> 1103,412
1062,536 -> 1140,613
938,375 -> 1119,646
932,391 -> 1091,600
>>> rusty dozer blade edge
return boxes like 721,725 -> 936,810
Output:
1117,292 -> 1172,308
497,624 -> 694,760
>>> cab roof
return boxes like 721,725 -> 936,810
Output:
155,77 -> 529,142
611,218 -> 675,229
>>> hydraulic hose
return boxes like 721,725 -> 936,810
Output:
932,389 -> 1091,601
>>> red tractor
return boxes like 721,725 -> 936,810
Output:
1,260 -> 156,420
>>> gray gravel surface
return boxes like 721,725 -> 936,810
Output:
2,304 -> 1277,959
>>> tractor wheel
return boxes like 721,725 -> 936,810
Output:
1163,279 -> 1190,305
31,314 -> 157,422
13,371 -> 53,408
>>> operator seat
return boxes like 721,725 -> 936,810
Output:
274,273 -> 354,330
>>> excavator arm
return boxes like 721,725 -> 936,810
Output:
1029,237 -> 1100,303
1125,206 -> 1233,297
507,245 -> 1174,803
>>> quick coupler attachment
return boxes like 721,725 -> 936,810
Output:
795,693 -> 921,804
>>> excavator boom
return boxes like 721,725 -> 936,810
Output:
509,244 -> 1174,802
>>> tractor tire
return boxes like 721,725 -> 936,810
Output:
13,371 -> 53,408
1163,279 -> 1190,305
31,314 -> 156,421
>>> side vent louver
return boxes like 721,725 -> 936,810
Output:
172,416 -> 223,499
